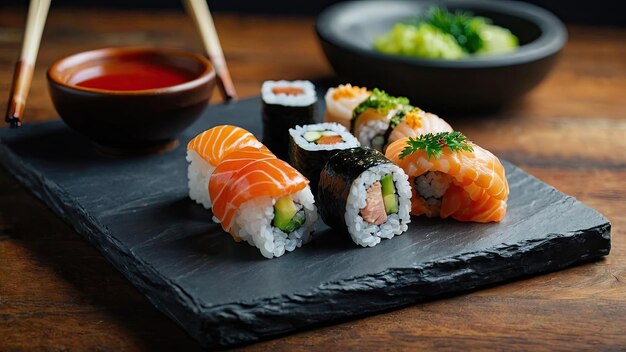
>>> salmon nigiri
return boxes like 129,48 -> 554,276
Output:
187,125 -> 263,209
385,108 -> 453,148
210,157 -> 318,258
385,131 -> 508,223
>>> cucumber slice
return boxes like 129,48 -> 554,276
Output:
273,196 -> 298,230
381,174 -> 398,214
303,131 -> 323,142
282,212 -> 306,233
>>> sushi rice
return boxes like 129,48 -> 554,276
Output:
186,149 -> 216,209
354,113 -> 399,151
346,164 -> 411,247
230,188 -> 318,258
261,80 -> 317,107
289,122 -> 359,152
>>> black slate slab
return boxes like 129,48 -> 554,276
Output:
0,98 -> 611,348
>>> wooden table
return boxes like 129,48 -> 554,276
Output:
1,8 -> 625,351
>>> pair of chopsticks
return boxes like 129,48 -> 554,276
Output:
5,0 -> 237,128
183,0 -> 238,102
5,0 -> 50,128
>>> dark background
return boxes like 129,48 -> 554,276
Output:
1,0 -> 625,26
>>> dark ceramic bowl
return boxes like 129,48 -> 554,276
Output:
316,0 -> 567,113
47,47 -> 216,154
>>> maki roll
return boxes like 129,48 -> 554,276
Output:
385,132 -> 508,222
288,122 -> 360,192
383,108 -> 453,150
323,84 -> 371,129
261,80 -> 317,159
187,125 -> 263,209
351,88 -> 411,151
318,147 -> 411,247
210,147 -> 317,258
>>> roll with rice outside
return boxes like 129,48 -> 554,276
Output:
186,125 -> 264,209
323,84 -> 371,129
385,132 -> 509,222
210,146 -> 318,259
318,147 -> 411,247
383,107 -> 453,150
351,88 -> 412,151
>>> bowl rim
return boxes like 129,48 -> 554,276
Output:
47,46 -> 216,95
316,0 -> 568,69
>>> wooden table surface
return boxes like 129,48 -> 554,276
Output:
1,8 -> 625,351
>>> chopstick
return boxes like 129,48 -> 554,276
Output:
183,0 -> 238,102
5,0 -> 51,128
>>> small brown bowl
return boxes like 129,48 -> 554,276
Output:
47,47 -> 216,155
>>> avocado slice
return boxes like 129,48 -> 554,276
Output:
273,196 -> 298,230
381,174 -> 398,214
303,131 -> 323,142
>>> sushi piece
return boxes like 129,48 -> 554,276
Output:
351,88 -> 411,151
384,108 -> 453,149
323,84 -> 371,129
318,147 -> 411,247
288,122 -> 360,193
385,132 -> 508,222
261,80 -> 317,160
187,125 -> 263,209
210,155 -> 318,259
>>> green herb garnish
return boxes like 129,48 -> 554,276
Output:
425,7 -> 486,54
399,131 -> 474,160
374,6 -> 518,59
352,88 -> 411,120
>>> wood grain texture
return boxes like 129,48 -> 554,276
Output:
0,8 -> 625,351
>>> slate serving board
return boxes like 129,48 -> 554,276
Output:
0,98 -> 611,348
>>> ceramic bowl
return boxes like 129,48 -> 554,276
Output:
316,0 -> 567,113
47,47 -> 216,154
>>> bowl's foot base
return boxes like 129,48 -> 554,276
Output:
93,139 -> 180,157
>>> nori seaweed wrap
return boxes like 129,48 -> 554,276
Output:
261,80 -> 317,160
318,147 -> 412,247
288,122 -> 360,193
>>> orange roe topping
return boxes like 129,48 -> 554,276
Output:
405,109 -> 423,129
332,84 -> 370,100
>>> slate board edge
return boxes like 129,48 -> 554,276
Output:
0,133 -> 612,349
0,141 -> 206,345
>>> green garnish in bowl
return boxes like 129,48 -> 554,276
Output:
374,6 -> 519,60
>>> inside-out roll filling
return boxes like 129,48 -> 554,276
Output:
413,171 -> 454,216
273,195 -> 306,233
231,188 -> 317,259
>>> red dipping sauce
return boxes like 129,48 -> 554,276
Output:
75,63 -> 197,91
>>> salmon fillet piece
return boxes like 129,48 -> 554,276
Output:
360,181 -> 388,225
